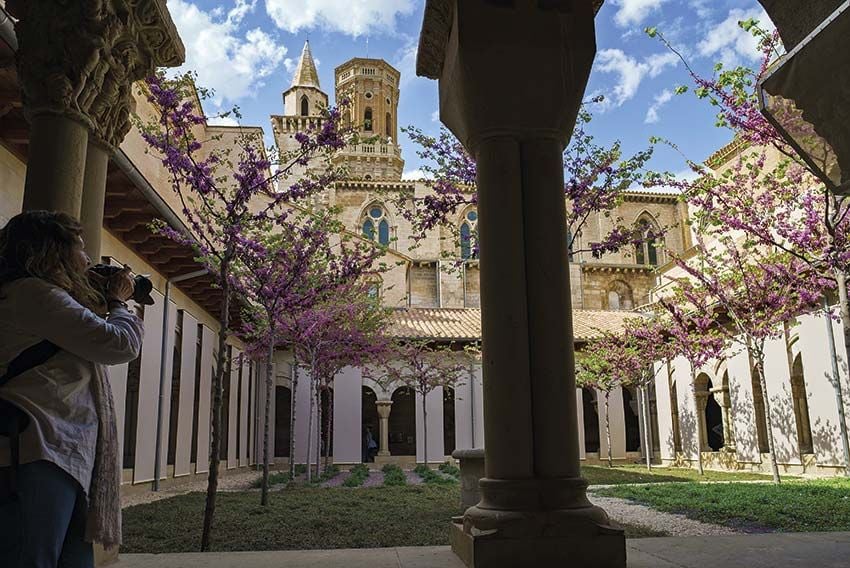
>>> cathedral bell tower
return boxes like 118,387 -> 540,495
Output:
333,58 -> 404,181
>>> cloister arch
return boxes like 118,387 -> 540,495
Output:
790,354 -> 814,454
752,367 -> 770,454
581,387 -> 600,453
362,386 -> 379,462
389,386 -> 416,456
622,386 -> 641,452
274,385 -> 292,457
695,374 -> 724,451
443,387 -> 456,456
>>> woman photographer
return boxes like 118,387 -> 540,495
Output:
0,211 -> 143,568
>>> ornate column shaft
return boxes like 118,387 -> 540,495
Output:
376,400 -> 393,457
417,2 -> 624,566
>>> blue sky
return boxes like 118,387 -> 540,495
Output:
167,0 -> 770,182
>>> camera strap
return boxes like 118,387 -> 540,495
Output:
1,340 -> 60,498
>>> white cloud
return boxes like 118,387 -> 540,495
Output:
207,115 -> 241,127
402,169 -> 429,181
644,89 -> 673,124
689,0 -> 713,19
393,39 -> 418,86
612,0 -> 667,28
265,0 -> 415,36
595,49 -> 678,107
169,0 -> 287,111
431,109 -> 440,123
697,8 -> 770,66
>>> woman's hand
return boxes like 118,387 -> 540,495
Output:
107,268 -> 134,302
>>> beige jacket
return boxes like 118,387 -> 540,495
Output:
0,277 -> 142,504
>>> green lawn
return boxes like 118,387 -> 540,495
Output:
596,477 -> 850,533
581,465 -> 778,485
122,484 -> 657,553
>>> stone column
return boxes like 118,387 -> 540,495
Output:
80,139 -> 110,260
7,0 -> 184,236
417,2 -> 624,566
21,114 -> 89,215
695,393 -> 709,451
376,400 -> 392,457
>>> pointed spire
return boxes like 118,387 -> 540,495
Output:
291,41 -> 320,89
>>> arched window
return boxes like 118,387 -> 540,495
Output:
385,112 -> 392,138
606,280 -> 634,310
460,209 -> 478,260
364,107 -> 373,131
635,215 -> 661,266
790,354 -> 814,454
362,204 -> 390,246
300,95 -> 309,117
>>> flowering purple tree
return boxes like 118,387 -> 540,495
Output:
139,72 -> 350,548
576,334 -> 630,468
284,283 -> 389,480
663,235 -> 830,482
648,21 -> 850,474
365,340 -> 469,466
657,278 -> 726,476
399,105 -> 666,261
236,208 -> 374,504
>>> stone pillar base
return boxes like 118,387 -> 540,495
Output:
450,518 -> 625,568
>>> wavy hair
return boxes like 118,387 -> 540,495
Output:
0,210 -> 105,312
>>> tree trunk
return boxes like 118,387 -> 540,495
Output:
289,357 -> 298,479
260,335 -> 274,506
604,391 -> 612,468
201,264 -> 230,552
422,392 -> 428,467
830,272 -> 850,476
690,367 -> 704,475
754,354 -> 781,484
324,382 -> 333,469
639,385 -> 652,471
314,383 -> 322,480
305,372 -> 314,483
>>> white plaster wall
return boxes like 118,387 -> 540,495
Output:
173,312 -> 198,477
109,359 -> 130,466
653,361 -> 676,460
577,387 -> 586,460
727,347 -> 762,463
227,348 -> 240,469
239,359 -> 251,467
333,367 -> 363,464
0,145 -> 24,227
597,386 -> 626,460
195,325 -> 214,473
133,291 -> 164,484
798,312 -> 850,466
472,366 -> 484,448
416,387 -> 445,463
673,356 -> 700,461
156,300 -> 178,480
762,334 -> 801,465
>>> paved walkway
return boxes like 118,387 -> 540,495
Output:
115,532 -> 850,567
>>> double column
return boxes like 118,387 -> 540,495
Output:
417,1 -> 624,565
8,0 -> 184,258
376,400 -> 392,457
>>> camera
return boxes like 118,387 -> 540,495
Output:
88,263 -> 155,306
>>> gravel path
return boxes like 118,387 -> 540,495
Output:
588,492 -> 740,537
121,469 -> 262,509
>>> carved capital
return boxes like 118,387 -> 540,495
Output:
376,400 -> 393,419
8,0 -> 185,150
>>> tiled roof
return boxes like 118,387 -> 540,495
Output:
388,308 -> 642,342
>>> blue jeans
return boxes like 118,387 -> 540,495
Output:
0,460 -> 93,568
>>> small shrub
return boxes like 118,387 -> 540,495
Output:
294,464 -> 308,476
382,464 -> 407,486
321,464 -> 341,481
439,462 -> 460,478
251,472 -> 291,488
343,464 -> 371,488
415,464 -> 457,485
